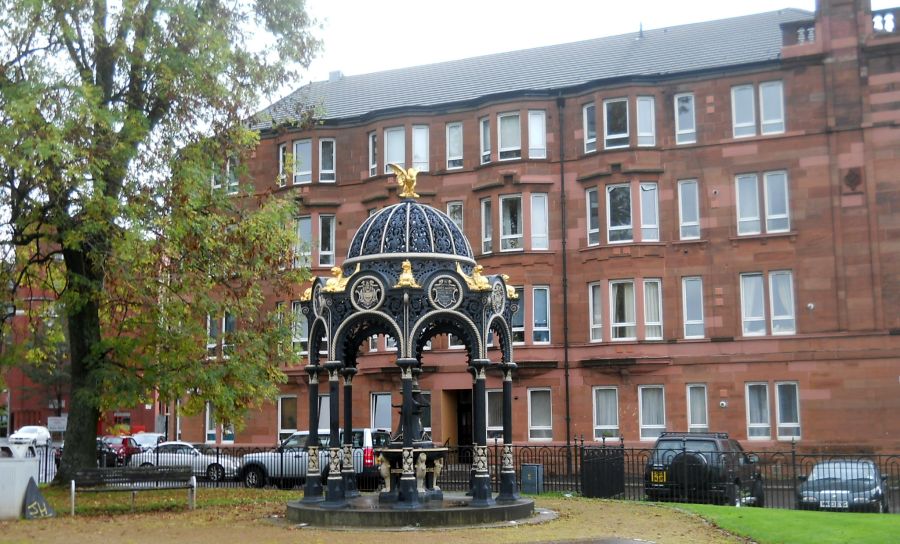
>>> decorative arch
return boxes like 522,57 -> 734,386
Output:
332,310 -> 403,362
411,309 -> 483,361
486,315 -> 513,363
307,317 -> 328,366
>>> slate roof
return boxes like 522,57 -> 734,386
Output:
253,8 -> 812,130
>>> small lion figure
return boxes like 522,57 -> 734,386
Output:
415,452 -> 427,492
432,458 -> 444,491
378,454 -> 391,493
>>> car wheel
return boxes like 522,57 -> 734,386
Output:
751,479 -> 765,508
207,463 -> 226,482
140,462 -> 153,467
243,466 -> 265,488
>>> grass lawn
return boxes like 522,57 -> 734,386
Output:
675,503 -> 900,544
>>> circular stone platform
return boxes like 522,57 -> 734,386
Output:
286,493 -> 535,528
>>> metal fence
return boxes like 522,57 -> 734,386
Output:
38,439 -> 900,514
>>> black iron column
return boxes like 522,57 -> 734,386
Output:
322,360 -> 347,508
497,361 -> 519,501
470,358 -> 494,506
302,364 -> 323,502
341,366 -> 359,498
395,357 -> 421,509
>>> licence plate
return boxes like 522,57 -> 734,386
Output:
820,500 -> 848,509
650,470 -> 667,483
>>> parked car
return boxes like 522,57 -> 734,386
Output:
241,428 -> 391,490
102,435 -> 142,465
796,460 -> 889,513
9,425 -> 52,447
54,438 -> 122,468
643,432 -> 765,506
132,432 -> 166,452
130,441 -> 240,481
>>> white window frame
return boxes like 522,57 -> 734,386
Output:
678,179 -> 700,240
211,158 -> 238,195
368,131 -> 377,177
528,110 -> 547,159
527,388 -> 553,441
740,272 -> 766,336
206,313 -> 220,358
588,282 -> 603,342
732,84 -> 757,138
775,381 -> 801,440
763,170 -> 791,233
586,187 -> 600,246
385,335 -> 398,352
643,278 -> 663,340
638,385 -> 666,441
606,183 -> 633,244
205,402 -> 217,443
736,174 -> 761,235
497,112 -> 521,160
448,334 -> 465,349
292,300 -> 308,355
609,279 -> 637,341
674,92 -> 696,145
479,117 -> 491,164
769,270 -> 796,335
293,139 -> 312,184
603,98 -> 630,149
384,126 -> 405,173
759,80 -> 785,135
480,198 -> 492,254
318,138 -> 336,183
499,194 -> 523,251
532,286 -> 550,344
412,124 -> 429,172
512,287 -> 525,345
530,193 -> 549,250
371,392 -> 392,431
745,382 -> 771,440
639,182 -> 659,242
592,386 -> 619,440
447,201 -> 464,230
583,103 -> 597,153
446,122 -> 463,169
486,389 -> 503,440
686,384 -> 709,433
318,214 -> 335,267
277,143 -> 288,187
636,96 -> 656,147
682,276 -> 705,339
278,395 -> 298,441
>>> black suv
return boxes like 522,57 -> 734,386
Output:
643,432 -> 765,506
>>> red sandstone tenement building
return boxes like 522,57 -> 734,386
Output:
175,0 -> 900,452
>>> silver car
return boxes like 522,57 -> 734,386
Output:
130,441 -> 240,481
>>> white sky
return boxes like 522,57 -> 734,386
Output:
299,0 -> 843,83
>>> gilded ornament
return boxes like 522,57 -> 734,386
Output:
300,286 -> 312,301
389,163 -> 420,198
393,259 -> 421,289
500,274 -> 519,299
457,262 -> 492,291
323,263 -> 360,293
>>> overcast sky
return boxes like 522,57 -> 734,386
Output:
298,0 -> 852,83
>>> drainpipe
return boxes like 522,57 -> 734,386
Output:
556,93 -> 572,471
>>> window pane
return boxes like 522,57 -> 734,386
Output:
292,301 -> 308,353
760,81 -> 785,134
319,139 -> 335,181
688,385 -> 708,430
584,104 -> 597,152
732,85 -> 756,137
368,132 -> 377,176
318,395 -> 330,431
594,388 -> 618,438
587,188 -> 599,245
512,287 -> 525,343
637,96 -> 655,146
640,386 -> 665,439
765,171 -> 790,232
529,390 -> 551,428
385,127 -> 405,172
480,118 -> 491,163
737,175 -> 760,235
293,140 -> 311,183
533,287 -> 549,343
640,183 -> 658,241
501,196 -> 523,250
741,274 -> 766,335
528,111 -> 546,158
295,216 -> 311,267
319,215 -> 334,266
644,279 -> 662,340
280,397 -> 297,431
770,271 -> 795,334
447,123 -> 463,168
487,391 -> 503,429
481,199 -> 492,253
678,180 -> 700,239
447,201 -> 463,230
607,184 -> 632,242
372,393 -> 392,430
412,125 -> 429,171
589,283 -> 602,342
777,383 -> 800,437
604,99 -> 629,148
675,94 -> 696,144
747,383 -> 770,438
611,280 -> 636,339
531,193 -> 549,250
683,277 -> 704,338
499,113 -> 521,159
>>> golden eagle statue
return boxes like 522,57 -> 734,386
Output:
389,163 -> 420,198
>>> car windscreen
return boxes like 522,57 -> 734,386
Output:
650,439 -> 718,464
281,435 -> 309,449
808,462 -> 875,482
104,437 -> 124,446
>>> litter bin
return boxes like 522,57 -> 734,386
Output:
521,463 -> 544,494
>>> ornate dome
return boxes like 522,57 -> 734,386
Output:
345,200 -> 474,264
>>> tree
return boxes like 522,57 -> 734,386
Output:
0,0 -> 320,482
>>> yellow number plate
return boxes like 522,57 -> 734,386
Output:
651,470 -> 667,483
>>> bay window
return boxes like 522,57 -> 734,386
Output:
610,280 -> 636,340
446,122 -> 463,169
636,96 -> 655,146
319,138 -> 335,182
583,103 -> 597,153
384,127 -> 405,173
606,184 -> 632,243
293,139 -> 312,183
498,112 -> 521,160
604,98 -> 629,149
500,194 -> 523,251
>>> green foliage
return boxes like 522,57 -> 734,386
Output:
0,0 -> 321,473
675,503 -> 900,544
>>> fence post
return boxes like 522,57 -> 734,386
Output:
790,438 -> 797,490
